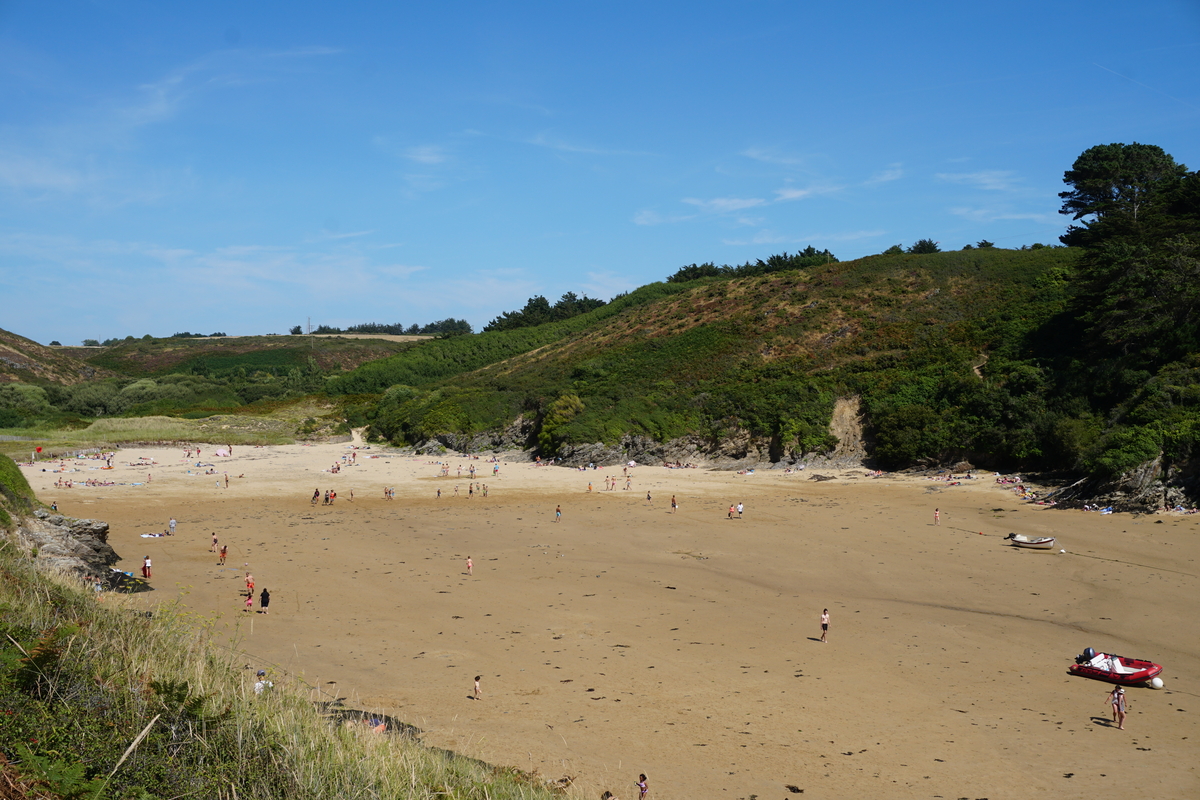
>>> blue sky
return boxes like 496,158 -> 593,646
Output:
1,1 -> 1197,345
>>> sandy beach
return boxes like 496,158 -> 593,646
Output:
22,441 -> 1199,799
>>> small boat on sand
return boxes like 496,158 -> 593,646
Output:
1069,649 -> 1163,686
1004,533 -> 1056,549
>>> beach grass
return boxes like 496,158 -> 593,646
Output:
0,540 -> 573,799
0,416 -> 296,460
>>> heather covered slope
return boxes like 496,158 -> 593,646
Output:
361,246 -> 1085,469
0,328 -> 113,385
83,333 -> 419,377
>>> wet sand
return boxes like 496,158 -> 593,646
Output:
24,443 -> 1200,799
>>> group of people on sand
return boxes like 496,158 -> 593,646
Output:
596,475 -> 632,491
313,488 -> 340,505
241,571 -> 270,613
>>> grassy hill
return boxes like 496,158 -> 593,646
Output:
0,331 -> 428,439
0,328 -> 116,385
355,247 -> 1083,468
83,333 -> 421,377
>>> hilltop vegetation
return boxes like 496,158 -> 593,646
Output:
361,246 -> 1081,467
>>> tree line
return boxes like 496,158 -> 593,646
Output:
289,319 -> 473,337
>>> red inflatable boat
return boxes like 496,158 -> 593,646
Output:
1069,651 -> 1163,686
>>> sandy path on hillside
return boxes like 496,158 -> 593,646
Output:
23,443 -> 1200,799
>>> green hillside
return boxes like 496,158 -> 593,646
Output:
0,452 -> 36,529
358,246 -> 1083,467
84,333 -> 420,377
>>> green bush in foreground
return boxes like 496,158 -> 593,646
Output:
0,543 -> 568,799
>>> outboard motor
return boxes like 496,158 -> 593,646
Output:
1076,647 -> 1097,664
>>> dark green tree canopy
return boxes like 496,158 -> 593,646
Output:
483,292 -> 606,332
1059,142 -> 1188,247
907,239 -> 940,254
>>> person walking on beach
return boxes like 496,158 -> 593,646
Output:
555,505 -> 562,523
646,490 -> 652,505
312,488 -> 320,505
466,556 -> 473,576
671,495 -> 677,514
219,545 -> 227,565
728,504 -> 735,520
245,572 -> 255,594
211,532 -> 219,552
635,774 -> 648,800
169,517 -> 176,535
142,555 -> 152,579
820,608 -> 830,643
259,588 -> 270,614
1108,686 -> 1127,729
474,675 -> 482,699
934,508 -> 940,526
736,502 -> 744,519
244,593 -> 253,612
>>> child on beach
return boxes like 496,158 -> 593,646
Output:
474,675 -> 482,699
934,508 -> 940,525
466,556 -> 473,576
636,774 -> 648,799
211,533 -> 219,552
1108,686 -> 1127,729
820,608 -> 830,642
555,505 -> 562,522
244,593 -> 253,612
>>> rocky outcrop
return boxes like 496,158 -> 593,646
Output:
417,416 -> 538,456
553,396 -> 873,470
13,510 -> 121,581
1046,455 -> 1199,511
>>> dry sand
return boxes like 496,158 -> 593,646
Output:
23,441 -> 1200,799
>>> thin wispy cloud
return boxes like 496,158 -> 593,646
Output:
950,206 -> 1055,223
722,230 -> 789,246
864,165 -> 904,186
581,270 -> 637,299
741,147 -> 811,167
404,145 -> 450,164
937,170 -> 1021,191
723,228 -> 885,246
0,150 -> 96,194
632,209 -> 696,226
682,196 -> 766,214
806,229 -> 887,242
266,46 -> 343,58
307,229 -> 376,242
524,133 -> 653,157
773,184 -> 839,202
